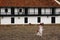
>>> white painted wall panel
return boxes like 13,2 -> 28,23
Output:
15,17 -> 24,24
1,17 -> 11,24
41,16 -> 51,24
28,17 -> 37,24
1,16 -> 60,24
56,16 -> 60,24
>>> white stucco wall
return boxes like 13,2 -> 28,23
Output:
0,16 -> 60,24
15,17 -> 24,24
56,16 -> 60,24
41,16 -> 51,24
28,17 -> 37,24
1,17 -> 11,24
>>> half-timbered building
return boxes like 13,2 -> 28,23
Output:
0,0 -> 60,24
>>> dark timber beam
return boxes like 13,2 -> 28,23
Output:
52,8 -> 55,15
11,7 -> 14,16
0,7 -> 60,16
25,8 -> 28,15
38,8 -> 41,15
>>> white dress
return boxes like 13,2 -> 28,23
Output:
36,25 -> 43,36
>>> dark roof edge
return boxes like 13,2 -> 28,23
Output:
0,6 -> 60,8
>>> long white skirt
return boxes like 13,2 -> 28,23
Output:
36,32 -> 42,36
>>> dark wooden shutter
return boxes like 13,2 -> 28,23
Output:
11,17 -> 14,23
51,17 -> 55,23
37,17 -> 40,23
25,17 -> 28,23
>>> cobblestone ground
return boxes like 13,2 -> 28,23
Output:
0,25 -> 60,40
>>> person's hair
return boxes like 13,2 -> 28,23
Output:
40,23 -> 44,26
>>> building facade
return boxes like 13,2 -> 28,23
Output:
0,0 -> 60,24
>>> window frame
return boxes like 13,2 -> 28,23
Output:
28,8 -> 38,15
1,8 -> 11,15
55,8 -> 60,14
15,8 -> 25,15
41,8 -> 52,15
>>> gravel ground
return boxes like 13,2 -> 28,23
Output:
0,25 -> 60,40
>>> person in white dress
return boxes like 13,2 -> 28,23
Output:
36,23 -> 44,37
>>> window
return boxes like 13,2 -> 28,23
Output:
55,8 -> 60,14
1,8 -> 11,15
37,17 -> 40,23
15,8 -> 25,15
18,8 -> 24,14
41,8 -> 52,15
24,17 -> 28,23
51,17 -> 55,23
11,17 -> 14,23
1,8 -> 6,15
28,8 -> 38,15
